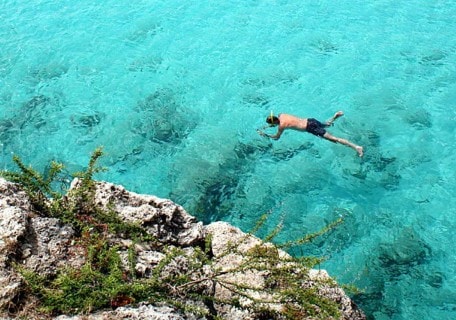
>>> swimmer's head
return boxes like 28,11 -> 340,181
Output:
266,115 -> 279,126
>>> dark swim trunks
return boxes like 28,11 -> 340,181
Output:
306,118 -> 327,137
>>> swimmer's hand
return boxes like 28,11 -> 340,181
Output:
257,129 -> 267,137
257,129 -> 277,139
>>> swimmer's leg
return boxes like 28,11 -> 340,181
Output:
323,132 -> 363,157
325,111 -> 344,126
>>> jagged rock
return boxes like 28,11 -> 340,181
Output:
205,222 -> 366,320
78,179 -> 204,247
21,218 -> 78,276
0,179 -> 31,311
205,222 -> 280,319
0,178 -> 365,319
0,179 -> 82,313
131,250 -> 166,276
307,269 -> 367,320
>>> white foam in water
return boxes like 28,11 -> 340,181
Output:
1,1 -> 456,318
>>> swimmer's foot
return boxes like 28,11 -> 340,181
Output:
334,111 -> 344,119
326,111 -> 344,126
356,146 -> 364,157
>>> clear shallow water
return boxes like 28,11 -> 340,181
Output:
1,1 -> 456,318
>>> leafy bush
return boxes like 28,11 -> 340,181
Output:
2,148 -> 347,319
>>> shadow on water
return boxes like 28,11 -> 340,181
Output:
0,119 -> 15,147
1,59 -> 69,147
133,87 -> 197,145
69,110 -> 105,146
70,112 -> 103,129
20,95 -> 59,130
235,139 -> 315,162
0,94 -> 63,156
181,138 -> 314,224
352,227 -> 439,319
107,87 -> 198,173
25,61 -> 69,85
342,128 -> 402,191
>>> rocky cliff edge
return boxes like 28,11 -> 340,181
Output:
0,178 -> 365,319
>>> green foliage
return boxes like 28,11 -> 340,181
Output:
68,147 -> 105,216
216,241 -> 341,319
277,217 -> 344,251
1,147 -> 153,242
341,283 -> 363,296
4,149 -> 351,319
4,149 -> 162,314
19,232 -> 162,315
0,156 -> 64,214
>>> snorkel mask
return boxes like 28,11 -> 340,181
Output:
268,110 -> 277,126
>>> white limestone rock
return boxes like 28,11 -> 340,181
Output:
0,179 -> 31,310
72,179 -> 205,246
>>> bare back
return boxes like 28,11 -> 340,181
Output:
261,111 -> 363,157
278,114 -> 308,131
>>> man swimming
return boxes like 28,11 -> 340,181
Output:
257,111 -> 364,157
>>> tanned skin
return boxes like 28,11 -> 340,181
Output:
257,111 -> 363,157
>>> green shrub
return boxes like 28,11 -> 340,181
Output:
3,148 -> 350,319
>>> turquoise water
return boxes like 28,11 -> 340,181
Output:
1,1 -> 456,318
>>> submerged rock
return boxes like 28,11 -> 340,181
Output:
133,88 -> 197,145
378,227 -> 431,276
